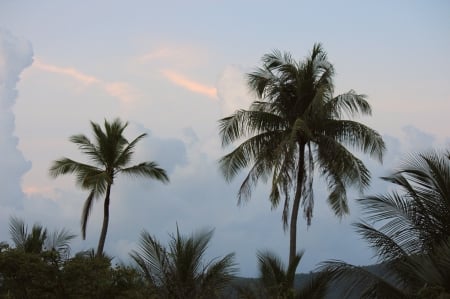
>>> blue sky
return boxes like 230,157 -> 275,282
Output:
0,0 -> 449,277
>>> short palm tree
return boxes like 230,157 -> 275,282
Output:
130,227 -> 237,299
8,216 -> 75,258
49,118 -> 169,256
219,44 -> 385,267
237,250 -> 329,299
320,149 -> 450,298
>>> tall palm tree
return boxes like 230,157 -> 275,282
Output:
320,149 -> 450,298
49,118 -> 169,256
130,227 -> 237,299
237,250 -> 329,299
219,44 -> 385,266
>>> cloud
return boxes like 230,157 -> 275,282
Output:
402,125 -> 436,152
0,29 -> 33,208
128,122 -> 189,174
138,47 -> 177,62
135,44 -> 217,101
22,185 -> 58,198
137,44 -> 210,68
161,69 -> 217,99
104,82 -> 137,104
33,58 -> 100,85
32,58 -> 139,105
216,65 -> 253,116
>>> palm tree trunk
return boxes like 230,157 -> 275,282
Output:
289,143 -> 305,269
96,184 -> 111,257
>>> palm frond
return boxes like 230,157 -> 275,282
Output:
250,250 -> 308,298
301,144 -> 316,225
49,158 -> 105,189
295,270 -> 331,299
219,130 -> 283,182
49,158 -> 99,177
9,216 -> 27,249
318,260 -> 407,299
247,67 -> 276,99
114,132 -> 147,166
16,221 -> 47,253
323,119 -> 385,162
333,149 -> 450,297
120,162 -> 169,183
69,134 -> 105,166
356,193 -> 424,254
237,156 -> 274,205
44,228 -> 76,258
326,176 -> 349,218
318,136 -> 371,190
407,240 -> 450,290
354,222 -> 409,261
257,250 -> 289,297
359,149 -> 450,251
219,108 -> 285,147
81,190 -> 96,240
130,230 -> 168,286
199,253 -> 237,297
326,90 -> 372,118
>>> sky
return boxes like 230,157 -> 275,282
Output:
0,0 -> 449,277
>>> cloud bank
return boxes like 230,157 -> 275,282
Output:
0,29 -> 33,208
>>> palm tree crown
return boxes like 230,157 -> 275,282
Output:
49,118 -> 169,256
8,216 -> 75,258
219,44 -> 385,265
130,227 -> 237,299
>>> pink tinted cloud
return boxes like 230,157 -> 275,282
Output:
104,82 -> 137,104
161,69 -> 217,99
137,45 -> 209,67
138,47 -> 173,62
33,59 -> 100,85
23,185 -> 58,199
32,58 -> 138,104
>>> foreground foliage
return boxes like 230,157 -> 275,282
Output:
0,219 -> 145,299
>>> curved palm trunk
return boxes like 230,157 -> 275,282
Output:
96,183 -> 111,257
289,143 -> 305,272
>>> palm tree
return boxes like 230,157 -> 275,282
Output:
320,149 -> 450,298
8,216 -> 75,257
130,227 -> 237,299
49,118 -> 169,256
219,44 -> 385,267
237,250 -> 329,299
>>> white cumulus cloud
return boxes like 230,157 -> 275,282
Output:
216,65 -> 253,117
0,29 -> 33,208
